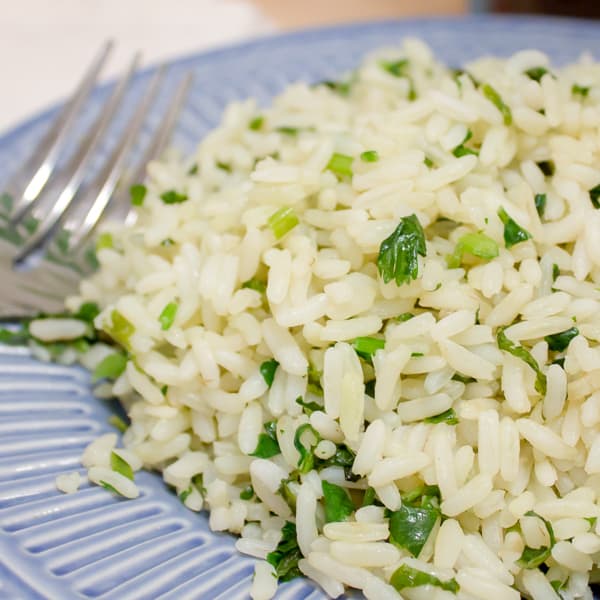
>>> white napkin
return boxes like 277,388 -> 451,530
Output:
0,0 -> 275,134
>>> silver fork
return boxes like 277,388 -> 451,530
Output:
0,41 -> 193,317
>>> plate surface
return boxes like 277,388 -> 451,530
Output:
2,15 -> 600,600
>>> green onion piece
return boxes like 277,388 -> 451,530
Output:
535,193 -> 547,218
249,115 -> 264,130
390,565 -> 459,594
377,214 -> 427,287
589,184 -> 600,209
452,373 -> 475,384
96,232 -> 113,251
524,66 -> 550,82
352,336 -> 385,360
93,353 -> 127,380
380,59 -> 409,77
110,451 -> 134,481
307,363 -> 323,396
497,327 -> 546,395
249,421 -> 281,458
360,150 -> 379,162
160,189 -> 188,204
452,145 -> 478,158
293,423 -> 320,473
497,207 -> 532,248
159,302 -> 178,330
481,83 -> 512,126
240,485 -> 254,500
545,327 -> 579,352
551,580 -> 566,593
259,359 -> 279,387
105,310 -> 135,349
424,408 -> 459,425
572,83 -> 590,97
446,231 -> 499,268
326,153 -> 354,177
108,414 -> 128,433
537,160 -> 555,176
295,396 -> 322,416
320,444 -> 358,482
266,521 -> 302,582
322,480 -> 355,523
241,278 -> 266,294
267,207 -> 299,239
130,184 -> 147,206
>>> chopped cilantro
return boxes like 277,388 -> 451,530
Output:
360,150 -> 379,162
545,327 -> 579,352
322,480 -> 354,523
589,184 -> 600,209
160,189 -> 188,204
535,193 -> 547,218
380,59 -> 409,77
446,231 -> 499,268
249,421 -> 281,458
248,116 -> 264,130
259,359 -> 279,387
391,564 -> 459,594
498,207 -> 532,248
424,408 -> 459,425
537,160 -> 555,176
129,184 -> 147,206
572,84 -> 590,97
525,66 -> 550,82
266,521 -> 302,582
293,423 -> 320,473
295,396 -> 322,416
241,278 -> 266,294
516,511 -> 556,569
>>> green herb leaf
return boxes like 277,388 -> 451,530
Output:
278,476 -> 298,511
99,480 -> 122,495
276,126 -> 299,136
535,193 -> 547,218
260,359 -> 279,387
0,326 -> 29,345
589,184 -> 600,209
545,327 -> 579,352
423,156 -> 434,168
497,327 -> 546,395
268,207 -> 299,239
293,423 -> 320,473
352,336 -> 385,360
321,80 -> 352,96
74,302 -> 100,323
362,487 -> 378,506
250,421 -> 281,458
396,312 -> 414,322
108,414 -> 128,433
240,485 -> 254,500
216,161 -> 232,172
179,486 -> 193,503
187,164 -> 198,175
452,373 -> 475,384
192,473 -> 206,496
572,84 -> 590,97
360,150 -> 379,162
93,353 -> 127,380
241,278 -> 266,294
446,231 -> 499,268
481,83 -> 512,126
498,207 -> 532,248
552,263 -> 560,282
110,451 -> 134,481
537,160 -> 555,176
424,408 -> 459,425
452,145 -> 478,158
321,480 -> 355,523
266,521 -> 302,582
377,214 -> 427,287
326,153 -> 354,177
104,310 -> 135,349
320,444 -> 358,482
249,116 -> 264,130
295,396 -> 322,416
130,184 -> 147,206
160,189 -> 188,204
159,302 -> 178,330
551,579 -> 566,593
380,59 -> 409,77
390,564 -> 459,594
96,232 -> 113,251
525,66 -> 550,82
389,502 -> 440,557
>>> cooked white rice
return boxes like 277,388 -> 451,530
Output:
50,38 -> 600,598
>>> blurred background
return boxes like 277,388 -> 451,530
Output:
1,0 -> 598,134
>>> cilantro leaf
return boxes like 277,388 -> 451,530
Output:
377,214 -> 426,287
535,193 -> 547,218
525,66 -> 550,82
160,189 -> 188,204
390,564 -> 459,594
293,423 -> 320,473
259,359 -> 279,387
295,396 -> 322,416
352,336 -> 385,360
360,150 -> 379,162
321,480 -> 355,523
545,327 -> 579,352
589,184 -> 600,209
572,84 -> 590,97
497,327 -> 546,395
266,521 -> 302,582
389,500 -> 440,557
424,408 -> 459,425
130,184 -> 147,206
498,207 -> 532,248
110,451 -> 134,481
249,421 -> 281,458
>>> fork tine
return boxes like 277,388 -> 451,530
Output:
65,65 -> 169,250
12,53 -> 142,267
6,41 -> 113,218
123,72 -> 194,227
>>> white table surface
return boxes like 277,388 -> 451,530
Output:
0,0 -> 274,135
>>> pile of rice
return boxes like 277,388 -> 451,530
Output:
42,38 -> 600,599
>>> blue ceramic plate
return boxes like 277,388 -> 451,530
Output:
2,15 -> 600,600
